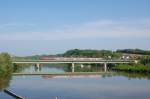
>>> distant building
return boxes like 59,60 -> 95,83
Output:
121,55 -> 130,60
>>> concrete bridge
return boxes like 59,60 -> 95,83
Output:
12,58 -> 137,72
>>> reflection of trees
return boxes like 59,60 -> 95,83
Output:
0,72 -> 12,91
0,53 -> 13,91
64,64 -> 104,72
113,72 -> 150,80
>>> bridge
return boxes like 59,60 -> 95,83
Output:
12,58 -> 137,72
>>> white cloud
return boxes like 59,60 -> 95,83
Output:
0,18 -> 150,40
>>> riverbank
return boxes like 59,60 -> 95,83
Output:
112,64 -> 150,73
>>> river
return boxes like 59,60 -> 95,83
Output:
0,64 -> 150,99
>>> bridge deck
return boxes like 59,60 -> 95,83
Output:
12,59 -> 135,64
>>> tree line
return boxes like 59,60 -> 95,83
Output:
13,49 -> 150,60
62,49 -> 121,59
116,49 -> 150,55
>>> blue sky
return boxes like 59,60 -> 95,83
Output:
0,0 -> 150,56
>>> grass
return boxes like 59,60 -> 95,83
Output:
112,64 -> 150,73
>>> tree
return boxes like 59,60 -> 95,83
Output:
0,53 -> 13,91
140,56 -> 150,65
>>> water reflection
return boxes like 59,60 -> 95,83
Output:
41,74 -> 103,79
14,64 -> 107,73
13,63 -> 30,73
1,63 -> 150,99
8,74 -> 150,99
113,71 -> 150,80
0,73 -> 12,91
0,68 -> 12,99
13,64 -> 65,73
13,64 -> 150,80
65,63 -> 109,72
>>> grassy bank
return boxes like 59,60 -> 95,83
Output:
112,64 -> 150,73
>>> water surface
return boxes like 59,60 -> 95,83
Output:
0,65 -> 150,99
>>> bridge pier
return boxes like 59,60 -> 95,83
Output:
81,64 -> 84,68
72,63 -> 75,72
36,63 -> 40,72
104,63 -> 107,72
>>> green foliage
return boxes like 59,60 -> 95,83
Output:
0,53 -> 13,75
117,49 -> 150,55
12,63 -> 27,73
74,65 -> 103,72
12,49 -> 150,60
112,64 -> 150,73
63,49 -> 122,59
0,53 -> 13,91
140,56 -> 150,65
0,72 -> 12,91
